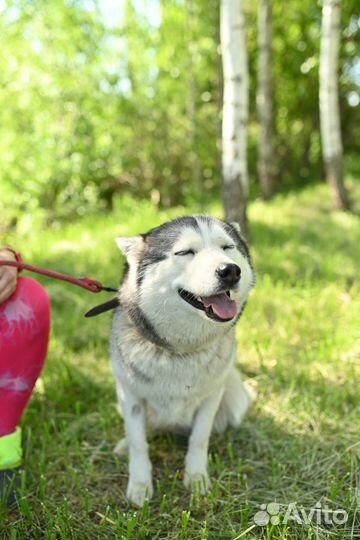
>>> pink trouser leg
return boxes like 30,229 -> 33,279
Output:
0,277 -> 51,437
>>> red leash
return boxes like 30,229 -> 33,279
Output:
0,260 -> 118,293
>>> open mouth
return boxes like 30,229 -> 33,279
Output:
178,288 -> 237,322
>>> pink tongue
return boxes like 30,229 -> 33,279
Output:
201,293 -> 237,320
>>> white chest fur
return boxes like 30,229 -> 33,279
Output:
111,309 -> 236,430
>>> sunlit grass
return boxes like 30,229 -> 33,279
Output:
1,183 -> 360,539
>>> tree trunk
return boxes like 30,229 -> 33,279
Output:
319,0 -> 351,210
257,0 -> 275,200
220,0 -> 249,238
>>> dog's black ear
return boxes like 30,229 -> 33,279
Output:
115,236 -> 144,258
85,298 -> 119,318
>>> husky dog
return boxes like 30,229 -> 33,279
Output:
110,215 -> 255,507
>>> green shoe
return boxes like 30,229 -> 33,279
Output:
0,428 -> 23,508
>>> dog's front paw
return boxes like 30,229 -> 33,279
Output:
126,478 -> 153,507
183,470 -> 211,494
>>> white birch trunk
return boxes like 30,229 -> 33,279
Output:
257,0 -> 275,200
220,0 -> 249,236
319,0 -> 350,210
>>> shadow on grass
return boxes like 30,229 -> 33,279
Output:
1,342 -> 358,539
8,406 -> 358,539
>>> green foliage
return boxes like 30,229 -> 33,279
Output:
246,0 -> 360,187
0,0 -> 359,227
1,185 -> 360,538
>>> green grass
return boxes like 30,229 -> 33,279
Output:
1,184 -> 360,539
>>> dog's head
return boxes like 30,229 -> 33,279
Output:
116,215 -> 255,351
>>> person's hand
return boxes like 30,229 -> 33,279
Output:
0,249 -> 18,303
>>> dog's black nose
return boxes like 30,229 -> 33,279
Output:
216,263 -> 241,287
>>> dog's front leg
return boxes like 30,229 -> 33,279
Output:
121,389 -> 153,507
184,388 -> 224,494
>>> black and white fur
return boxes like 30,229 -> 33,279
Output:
110,215 -> 255,507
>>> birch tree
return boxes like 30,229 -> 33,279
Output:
257,0 -> 275,199
220,0 -> 249,236
319,0 -> 351,210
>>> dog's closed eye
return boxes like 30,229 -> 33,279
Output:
221,245 -> 235,251
174,249 -> 195,256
